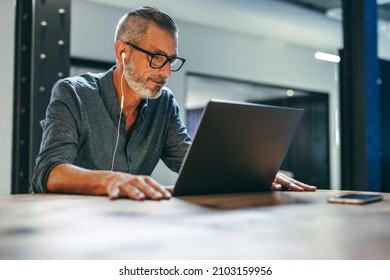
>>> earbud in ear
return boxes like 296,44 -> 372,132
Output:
121,52 -> 126,65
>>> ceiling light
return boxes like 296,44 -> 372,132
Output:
286,89 -> 295,97
314,52 -> 341,63
377,0 -> 390,4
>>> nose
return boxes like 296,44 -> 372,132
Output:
158,62 -> 171,78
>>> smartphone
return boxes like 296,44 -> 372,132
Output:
328,193 -> 383,205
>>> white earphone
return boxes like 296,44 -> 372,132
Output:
119,52 -> 125,109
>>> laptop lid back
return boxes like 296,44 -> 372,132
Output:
173,99 -> 304,196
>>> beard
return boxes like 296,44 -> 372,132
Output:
123,57 -> 167,99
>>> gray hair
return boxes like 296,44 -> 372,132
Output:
114,6 -> 178,43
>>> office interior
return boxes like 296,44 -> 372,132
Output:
1,0 -> 390,196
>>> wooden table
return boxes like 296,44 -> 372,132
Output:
0,190 -> 389,259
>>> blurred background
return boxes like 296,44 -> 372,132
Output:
1,0 -> 389,195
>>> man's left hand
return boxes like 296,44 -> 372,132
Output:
271,172 -> 317,191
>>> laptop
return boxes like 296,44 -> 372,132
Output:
173,99 -> 304,196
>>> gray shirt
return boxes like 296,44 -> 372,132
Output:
32,66 -> 192,193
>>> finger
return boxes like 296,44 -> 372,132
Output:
271,182 -> 282,191
285,182 -> 304,191
127,176 -> 165,200
107,185 -> 121,200
275,173 -> 304,191
120,184 -> 147,201
276,173 -> 317,192
144,177 -> 171,199
288,177 -> 317,191
165,185 -> 174,194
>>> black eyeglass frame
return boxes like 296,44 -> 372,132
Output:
123,41 -> 186,72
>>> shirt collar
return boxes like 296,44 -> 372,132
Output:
98,66 -> 120,121
138,98 -> 148,120
98,66 -> 149,121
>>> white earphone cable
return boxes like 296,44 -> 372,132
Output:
110,55 -> 125,171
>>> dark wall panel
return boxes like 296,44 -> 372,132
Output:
380,59 -> 390,192
262,95 -> 330,188
340,0 -> 381,191
12,0 -> 70,194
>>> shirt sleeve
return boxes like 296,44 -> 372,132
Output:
160,96 -> 192,173
31,79 -> 81,193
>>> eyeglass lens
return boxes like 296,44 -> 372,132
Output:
151,55 -> 183,71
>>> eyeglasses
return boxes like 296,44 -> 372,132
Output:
123,42 -> 186,72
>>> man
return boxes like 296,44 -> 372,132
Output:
32,6 -> 316,201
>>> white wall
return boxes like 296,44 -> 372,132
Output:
164,22 -> 341,188
71,0 -> 341,188
0,0 -> 15,195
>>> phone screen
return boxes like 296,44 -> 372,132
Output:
328,194 -> 383,204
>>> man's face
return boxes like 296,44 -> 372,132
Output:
123,25 -> 178,99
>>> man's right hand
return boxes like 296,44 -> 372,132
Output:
106,173 -> 171,200
46,163 -> 171,201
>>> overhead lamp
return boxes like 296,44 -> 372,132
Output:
286,89 -> 295,97
314,52 -> 341,63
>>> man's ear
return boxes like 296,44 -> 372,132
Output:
114,41 -> 126,64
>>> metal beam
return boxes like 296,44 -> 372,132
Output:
340,0 -> 381,191
12,0 -> 70,194
12,0 -> 32,194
